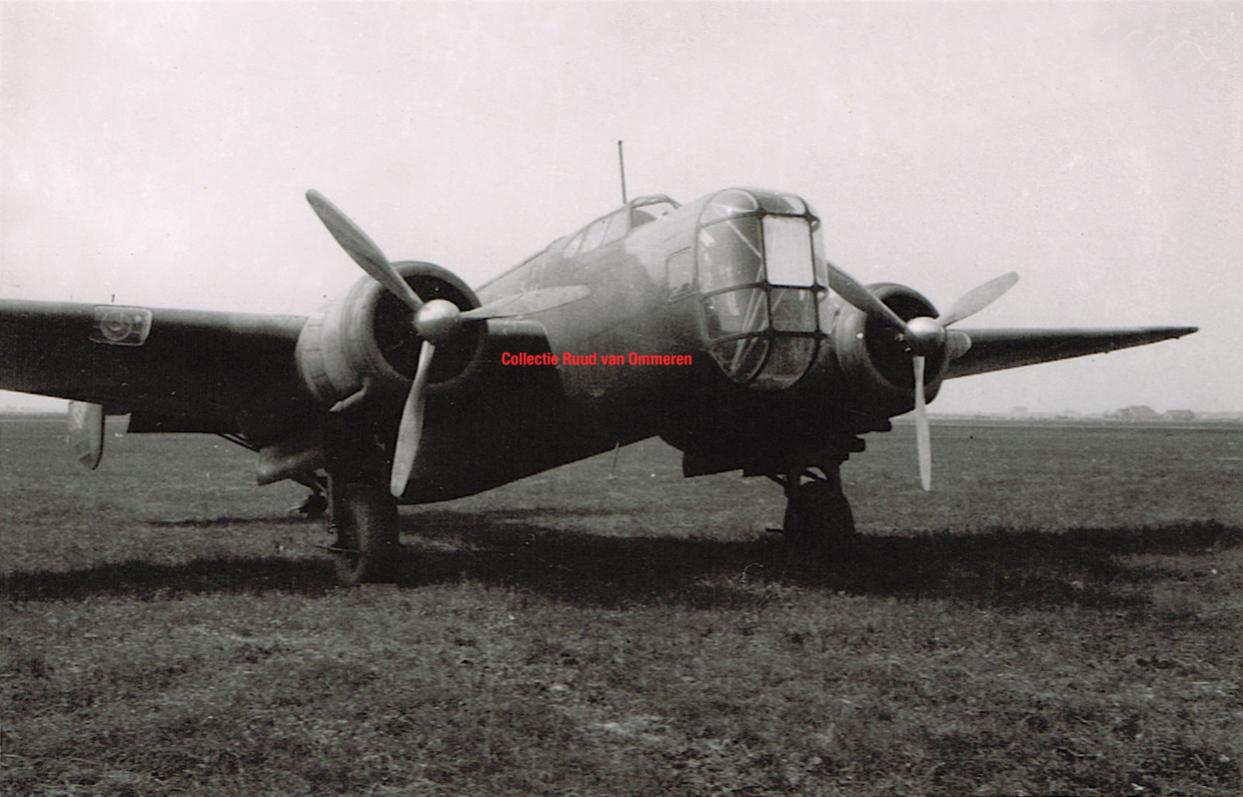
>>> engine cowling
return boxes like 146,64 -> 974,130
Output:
296,261 -> 484,407
832,282 -> 949,417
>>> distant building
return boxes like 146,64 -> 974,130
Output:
1165,409 -> 1196,421
1010,406 -> 1029,417
1107,405 -> 1161,422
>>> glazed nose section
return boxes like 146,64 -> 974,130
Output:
694,188 -> 831,390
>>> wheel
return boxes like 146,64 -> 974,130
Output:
783,479 -> 857,567
329,482 -> 399,585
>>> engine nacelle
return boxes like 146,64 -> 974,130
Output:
296,261 -> 484,407
832,282 -> 949,417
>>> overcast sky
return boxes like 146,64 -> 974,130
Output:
2,2 -> 1239,414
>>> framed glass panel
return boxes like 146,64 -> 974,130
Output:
601,210 -> 629,244
811,218 -> 827,288
769,288 -> 817,332
752,336 -> 817,389
817,291 -> 839,336
763,216 -> 814,287
698,217 -> 763,293
632,201 -> 676,228
700,189 -> 759,224
704,288 -> 767,339
563,231 -> 584,258
580,218 -> 609,253
755,192 -> 806,216
710,336 -> 769,384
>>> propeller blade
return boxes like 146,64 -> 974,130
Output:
459,285 -> 591,322
913,355 -> 932,492
306,189 -> 424,313
390,340 -> 435,497
826,262 -> 910,333
936,271 -> 1018,327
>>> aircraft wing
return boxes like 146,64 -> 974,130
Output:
0,299 -> 311,443
945,326 -> 1198,379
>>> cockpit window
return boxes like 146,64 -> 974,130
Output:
601,210 -> 629,245
562,196 -> 680,262
580,217 -> 609,253
632,200 -> 676,228
567,208 -> 631,258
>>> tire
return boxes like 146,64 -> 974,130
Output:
330,482 -> 400,585
783,480 -> 857,568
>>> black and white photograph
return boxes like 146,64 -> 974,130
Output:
2,2 -> 1240,795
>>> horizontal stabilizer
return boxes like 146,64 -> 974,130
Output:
946,326 -> 1197,379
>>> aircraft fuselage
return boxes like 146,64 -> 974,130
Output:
402,187 -> 865,502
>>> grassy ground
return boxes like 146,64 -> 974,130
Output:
2,418 -> 1241,796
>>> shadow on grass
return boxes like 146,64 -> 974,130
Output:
1,555 -> 338,601
3,517 -> 1239,610
146,515 -> 321,529
142,506 -> 628,530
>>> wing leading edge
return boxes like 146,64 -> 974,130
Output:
945,326 -> 1198,379
0,298 -> 310,443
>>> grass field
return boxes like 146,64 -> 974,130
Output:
2,418 -> 1241,796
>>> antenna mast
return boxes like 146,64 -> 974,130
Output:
617,140 -> 628,204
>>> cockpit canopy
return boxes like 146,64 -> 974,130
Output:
695,188 -> 830,390
562,194 -> 679,259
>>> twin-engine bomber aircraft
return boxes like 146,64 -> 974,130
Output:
0,187 -> 1196,584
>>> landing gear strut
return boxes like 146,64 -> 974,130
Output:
779,463 -> 857,566
290,475 -> 329,518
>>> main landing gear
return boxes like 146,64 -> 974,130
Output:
326,478 -> 399,585
775,462 -> 858,567
321,416 -> 401,586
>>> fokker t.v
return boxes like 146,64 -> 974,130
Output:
0,187 -> 1196,584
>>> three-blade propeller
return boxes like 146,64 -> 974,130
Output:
827,264 -> 1018,490
306,189 -> 588,497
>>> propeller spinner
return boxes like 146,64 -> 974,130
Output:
306,190 -> 587,497
827,265 -> 1018,491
